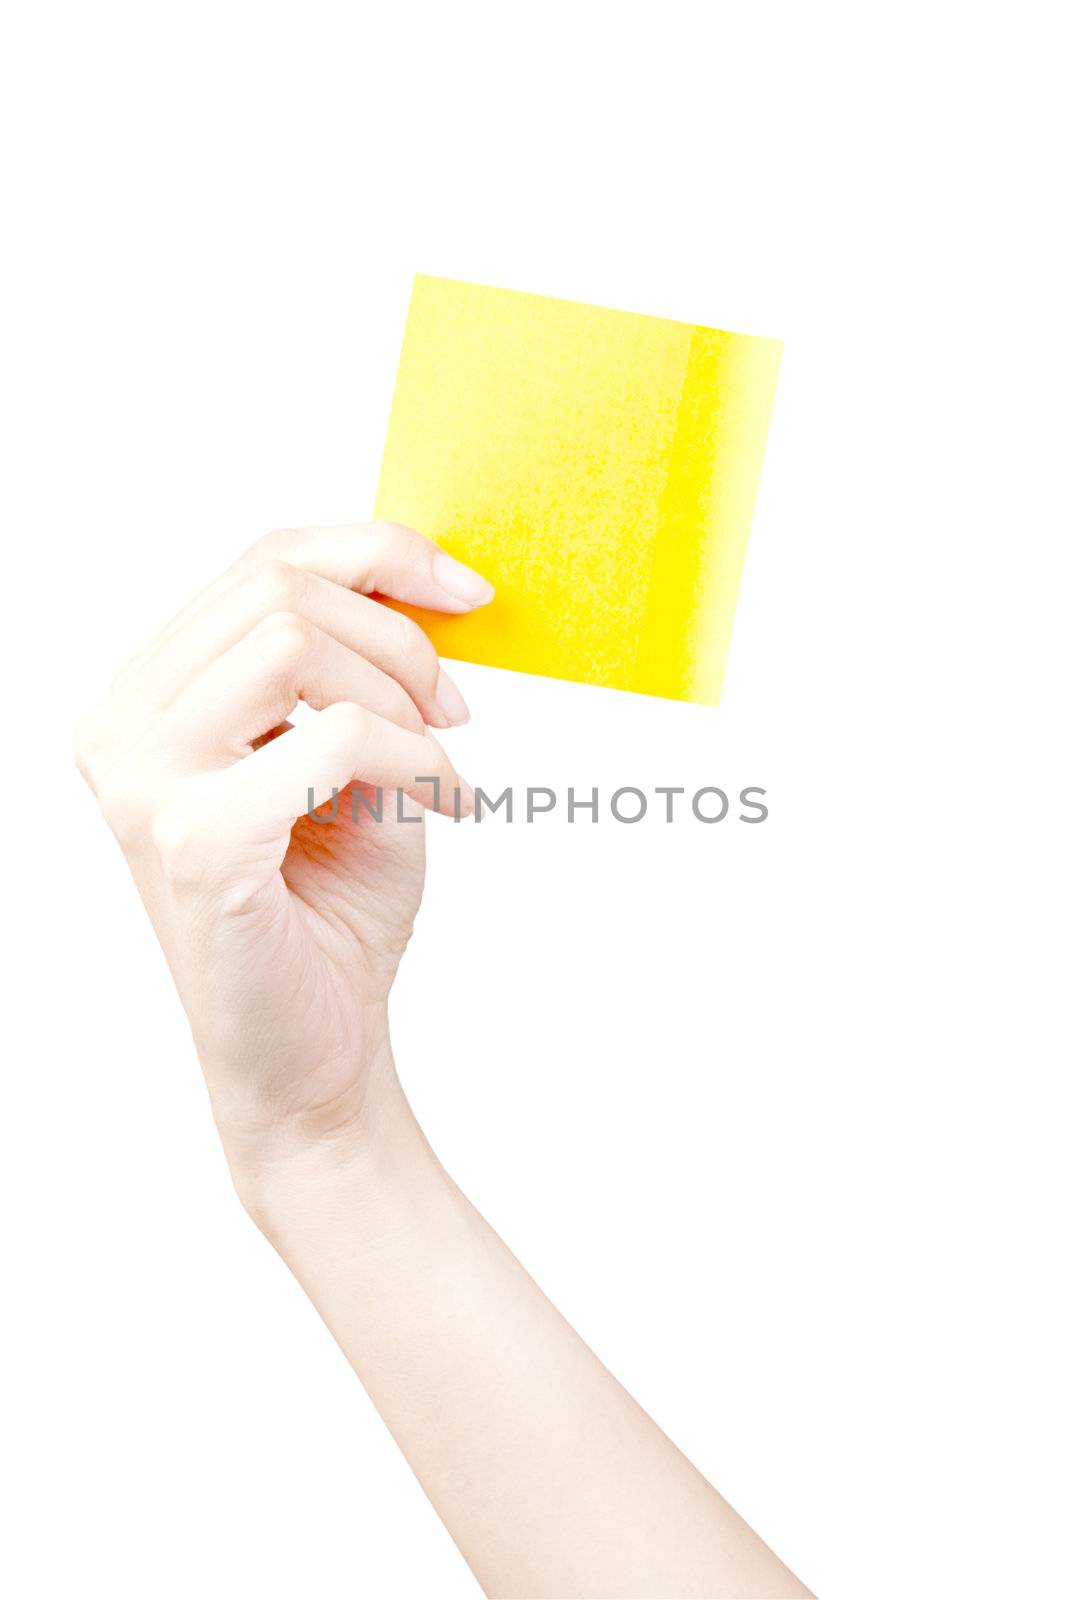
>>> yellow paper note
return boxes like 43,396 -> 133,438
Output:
375,275 -> 781,705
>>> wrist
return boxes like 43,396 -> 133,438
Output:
222,1048 -> 437,1244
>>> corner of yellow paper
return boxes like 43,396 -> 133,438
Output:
375,275 -> 781,706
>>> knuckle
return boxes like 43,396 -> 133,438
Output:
326,700 -> 371,743
72,707 -> 105,784
384,521 -> 434,571
388,685 -> 424,734
365,520 -> 416,568
73,703 -> 125,792
256,526 -> 299,558
389,612 -> 439,694
356,524 -> 390,568
150,796 -> 213,887
375,518 -> 420,547
254,609 -> 315,665
246,559 -> 307,615
97,763 -> 150,845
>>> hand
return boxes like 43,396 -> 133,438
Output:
77,519 -> 811,1599
73,522 -> 493,1166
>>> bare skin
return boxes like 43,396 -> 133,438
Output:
75,521 -> 811,1600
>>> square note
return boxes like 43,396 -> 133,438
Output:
375,275 -> 781,705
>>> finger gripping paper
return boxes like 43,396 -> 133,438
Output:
375,275 -> 782,705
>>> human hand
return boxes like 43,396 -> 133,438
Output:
76,520 -> 812,1600
73,522 -> 493,1171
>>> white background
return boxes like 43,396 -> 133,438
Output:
3,5 -> 1064,1597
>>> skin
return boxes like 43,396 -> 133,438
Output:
75,521 -> 812,1600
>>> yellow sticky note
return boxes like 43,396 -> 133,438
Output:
375,275 -> 781,705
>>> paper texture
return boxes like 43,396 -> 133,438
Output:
375,275 -> 781,705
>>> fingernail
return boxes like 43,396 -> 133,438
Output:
458,777 -> 476,816
433,550 -> 495,609
434,667 -> 470,726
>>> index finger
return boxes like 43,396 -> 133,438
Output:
249,522 -> 494,613
149,521 -> 494,660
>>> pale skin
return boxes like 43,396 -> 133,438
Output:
75,522 -> 812,1600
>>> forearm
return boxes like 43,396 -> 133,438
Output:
230,1050 -> 809,1600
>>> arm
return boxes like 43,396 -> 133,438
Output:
76,521 -> 810,1600
238,1061 -> 808,1600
